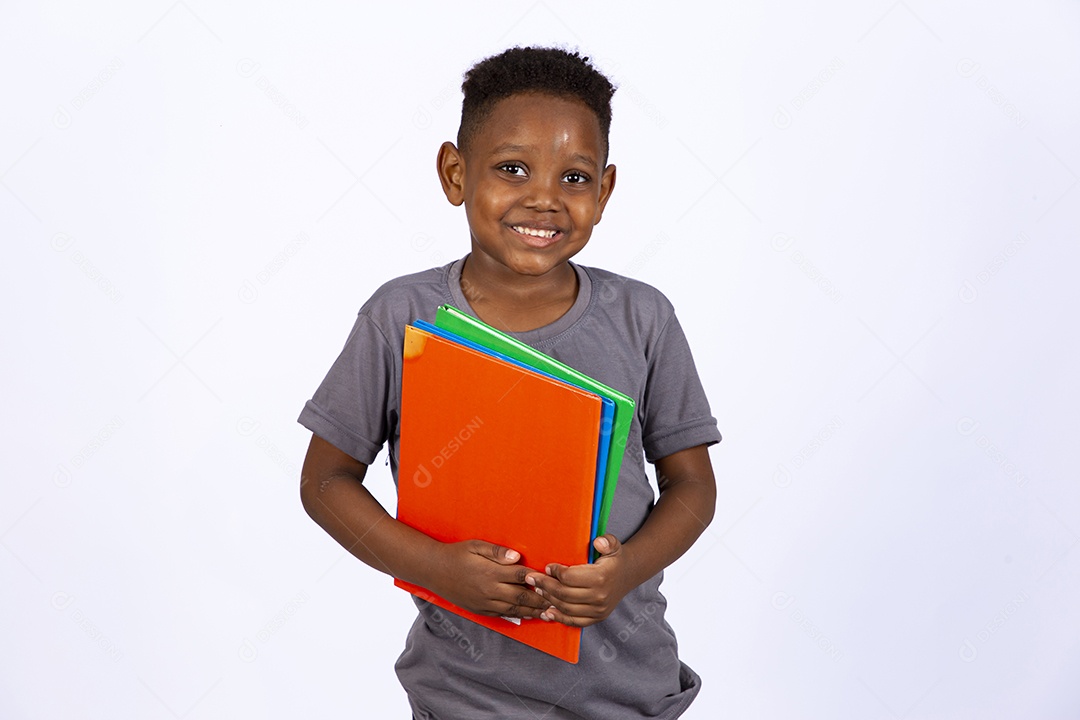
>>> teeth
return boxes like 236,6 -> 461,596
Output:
513,226 -> 557,239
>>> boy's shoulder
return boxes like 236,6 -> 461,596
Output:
365,263 -> 452,304
582,263 -> 673,301
355,262 -> 456,335
578,262 -> 678,330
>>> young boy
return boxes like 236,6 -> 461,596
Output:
298,46 -> 721,719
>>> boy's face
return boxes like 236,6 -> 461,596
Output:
438,92 -> 616,280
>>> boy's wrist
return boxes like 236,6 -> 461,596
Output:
615,537 -> 657,593
414,537 -> 451,594
389,526 -> 449,590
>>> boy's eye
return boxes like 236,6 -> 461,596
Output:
498,163 -> 527,176
563,171 -> 590,184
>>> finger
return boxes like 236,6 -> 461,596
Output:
497,569 -> 551,612
468,581 -> 548,618
475,541 -> 521,565
545,562 -> 568,583
543,562 -> 604,590
460,570 -> 546,619
540,605 -> 599,628
525,572 -> 598,606
593,533 -> 621,557
501,590 -> 548,618
535,587 -> 613,617
505,580 -> 552,609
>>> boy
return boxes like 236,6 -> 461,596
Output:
299,46 -> 721,719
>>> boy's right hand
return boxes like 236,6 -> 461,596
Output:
426,540 -> 549,620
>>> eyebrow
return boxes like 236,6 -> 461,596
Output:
488,143 -> 598,168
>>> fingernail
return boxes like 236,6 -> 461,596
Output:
541,612 -> 552,621
535,588 -> 544,597
506,550 -> 519,561
525,576 -> 535,586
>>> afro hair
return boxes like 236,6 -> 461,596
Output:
457,46 -> 616,160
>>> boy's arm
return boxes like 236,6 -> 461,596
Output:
525,444 -> 716,626
300,434 -> 551,619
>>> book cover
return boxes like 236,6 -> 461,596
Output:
434,304 -> 634,544
411,318 -> 615,547
395,324 -> 602,662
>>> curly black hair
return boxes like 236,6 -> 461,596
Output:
457,46 -> 616,160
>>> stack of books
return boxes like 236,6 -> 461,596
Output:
394,305 -> 634,663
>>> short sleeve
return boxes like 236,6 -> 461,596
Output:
640,313 -> 722,463
297,312 -> 397,465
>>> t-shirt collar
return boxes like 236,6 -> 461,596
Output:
446,255 -> 592,345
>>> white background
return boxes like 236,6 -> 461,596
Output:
3,1 -> 1078,718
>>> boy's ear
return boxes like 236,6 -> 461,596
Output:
593,163 -> 617,224
437,141 -> 466,206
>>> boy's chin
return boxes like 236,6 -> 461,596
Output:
501,249 -> 584,278
471,242 -> 586,278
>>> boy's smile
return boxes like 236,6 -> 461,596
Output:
438,92 -> 616,286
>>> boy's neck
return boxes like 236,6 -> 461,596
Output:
459,253 -> 579,333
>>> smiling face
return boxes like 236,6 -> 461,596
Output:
438,92 -> 616,281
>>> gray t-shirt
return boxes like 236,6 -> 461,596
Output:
299,256 -> 721,719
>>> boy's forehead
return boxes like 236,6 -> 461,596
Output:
470,92 -> 606,161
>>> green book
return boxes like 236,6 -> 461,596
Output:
434,305 -> 634,549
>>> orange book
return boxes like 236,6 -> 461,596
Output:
395,324 -> 602,663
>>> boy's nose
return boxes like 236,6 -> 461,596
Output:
523,175 -> 561,211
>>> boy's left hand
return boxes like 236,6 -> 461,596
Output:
524,534 -> 630,627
